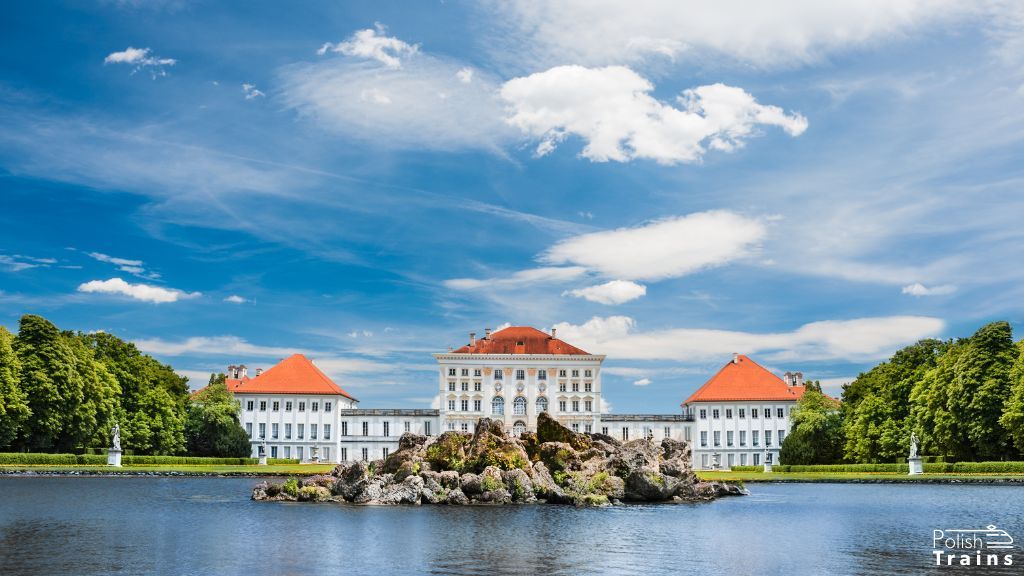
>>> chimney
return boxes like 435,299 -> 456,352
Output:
732,353 -> 740,364
484,327 -> 491,338
227,365 -> 235,378
551,327 -> 557,339
795,372 -> 804,387
783,372 -> 793,386
239,364 -> 248,379
255,368 -> 263,377
469,332 -> 476,346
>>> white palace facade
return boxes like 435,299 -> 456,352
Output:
216,326 -> 812,469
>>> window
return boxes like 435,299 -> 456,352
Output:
538,370 -> 547,380
312,402 -> 319,412
559,370 -> 567,377
702,454 -> 709,468
725,409 -> 732,419
362,422 -> 368,436
713,431 -> 721,447
778,430 -> 785,444
461,400 -> 469,412
644,427 -> 653,439
699,409 -> 707,419
425,421 -> 431,436
765,430 -> 773,446
739,408 -> 745,418
271,446 -> 278,458
584,382 -> 592,392
341,422 -> 348,436
259,401 -> 267,411
585,424 -> 593,433
245,423 -> 252,437
558,400 -> 567,412
325,402 -> 332,412
602,426 -> 609,435
777,408 -> 785,419
258,423 -> 266,439
448,382 -> 456,391
572,382 -> 579,392
753,453 -> 760,466
448,368 -> 457,376
513,396 -> 527,416
585,369 -> 592,377
516,369 -> 525,380
361,448 -> 368,461
664,427 -> 671,439
752,408 -> 759,418
739,430 -> 746,446
727,431 -> 733,446
461,382 -> 469,391
298,424 -> 304,439
740,453 -> 747,466
513,421 -> 527,436
559,382 -> 567,392
323,447 -> 330,462
585,400 -> 592,412
474,369 -> 481,377
622,427 -> 629,441
285,424 -> 292,439
474,399 -> 481,411
404,421 -> 411,433
752,430 -> 759,446
572,370 -> 579,377
492,396 -> 505,415
324,424 -> 331,440
246,400 -> 254,411
460,422 -> 469,432
685,427 -> 691,441
297,446 -> 303,461
299,402 -> 306,412
272,401 -> 280,412
536,396 -> 548,412
285,446 -> 291,459
461,368 -> 469,377
571,423 -> 580,432
700,431 -> 707,447
572,400 -> 580,412
712,409 -> 720,419
285,401 -> 292,412
448,400 -> 456,411
311,424 -> 318,440
494,370 -> 503,380
383,422 -> 390,437
474,382 -> 481,392
340,448 -> 347,462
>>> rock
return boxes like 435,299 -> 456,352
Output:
333,461 -> 370,500
398,432 -> 428,452
424,432 -> 471,471
251,481 -> 270,500
530,461 -> 569,503
438,470 -> 461,489
466,418 -> 530,472
624,469 -> 677,501
658,438 -> 692,478
297,485 -> 331,502
393,461 -> 419,482
476,488 -> 512,504
353,476 -> 387,504
539,442 -> 580,473
502,468 -> 535,502
537,412 -> 592,451
445,488 -> 469,505
460,472 -> 482,495
378,475 -> 424,505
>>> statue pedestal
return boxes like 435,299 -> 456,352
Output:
763,461 -> 773,473
107,448 -> 122,467
258,454 -> 268,466
908,457 -> 923,475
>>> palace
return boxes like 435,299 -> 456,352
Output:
221,325 -> 809,469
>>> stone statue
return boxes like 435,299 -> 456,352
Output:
259,438 -> 267,457
909,432 -> 919,459
111,422 -> 121,451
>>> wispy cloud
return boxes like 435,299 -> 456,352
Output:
104,46 -> 177,77
565,280 -> 646,305
223,294 -> 248,304
317,24 -> 419,69
902,282 -> 957,296
241,83 -> 265,100
77,278 -> 200,304
87,252 -> 160,279
0,254 -> 56,272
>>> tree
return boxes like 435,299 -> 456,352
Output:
0,326 -> 30,449
780,389 -> 844,465
185,374 -> 251,457
999,341 -> 1024,453
83,332 -> 188,455
63,334 -> 121,450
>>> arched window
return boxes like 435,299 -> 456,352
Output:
512,421 -> 527,436
536,396 -> 548,413
491,396 -> 505,415
513,396 -> 527,416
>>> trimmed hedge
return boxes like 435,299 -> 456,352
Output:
0,453 -> 301,466
730,466 -> 762,472
723,462 -> 1024,474
0,453 -> 79,465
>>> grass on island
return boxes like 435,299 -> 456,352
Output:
0,463 -> 337,476
697,470 -> 1024,483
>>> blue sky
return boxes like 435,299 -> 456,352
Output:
2,1 -> 1023,412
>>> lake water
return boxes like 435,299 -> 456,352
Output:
0,477 -> 1021,575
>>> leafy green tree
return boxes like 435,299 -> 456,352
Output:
780,389 -> 844,465
0,326 -> 30,449
842,339 -> 948,462
83,332 -> 188,455
955,322 -> 1017,460
63,334 -> 121,450
999,341 -> 1024,453
185,374 -> 251,457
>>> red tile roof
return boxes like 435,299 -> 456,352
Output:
451,326 -> 591,355
229,354 -> 357,399
682,355 -> 807,404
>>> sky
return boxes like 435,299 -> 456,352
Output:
2,1 -> 1024,412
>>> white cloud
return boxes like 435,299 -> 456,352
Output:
565,280 -> 646,305
223,295 -> 248,304
445,266 -> 587,290
282,30 -> 511,152
103,46 -> 176,77
552,314 -> 945,362
902,282 -> 957,296
136,335 -> 301,357
544,210 -> 766,281
485,1 -> 983,69
87,252 -> 159,279
77,278 -> 200,304
633,377 -> 651,386
0,254 -> 54,272
501,66 -> 807,164
317,25 -> 419,69
242,83 -> 265,100
456,67 -> 474,83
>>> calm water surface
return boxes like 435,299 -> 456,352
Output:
1,476 -> 1021,575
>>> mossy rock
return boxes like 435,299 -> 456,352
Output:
424,432 -> 471,472
537,412 -> 592,451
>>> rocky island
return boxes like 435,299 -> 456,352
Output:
252,413 -> 745,506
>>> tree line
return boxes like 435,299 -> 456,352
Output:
0,314 -> 249,457
782,321 -> 1024,464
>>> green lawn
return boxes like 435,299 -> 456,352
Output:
0,463 -> 336,476
698,470 -> 1024,483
